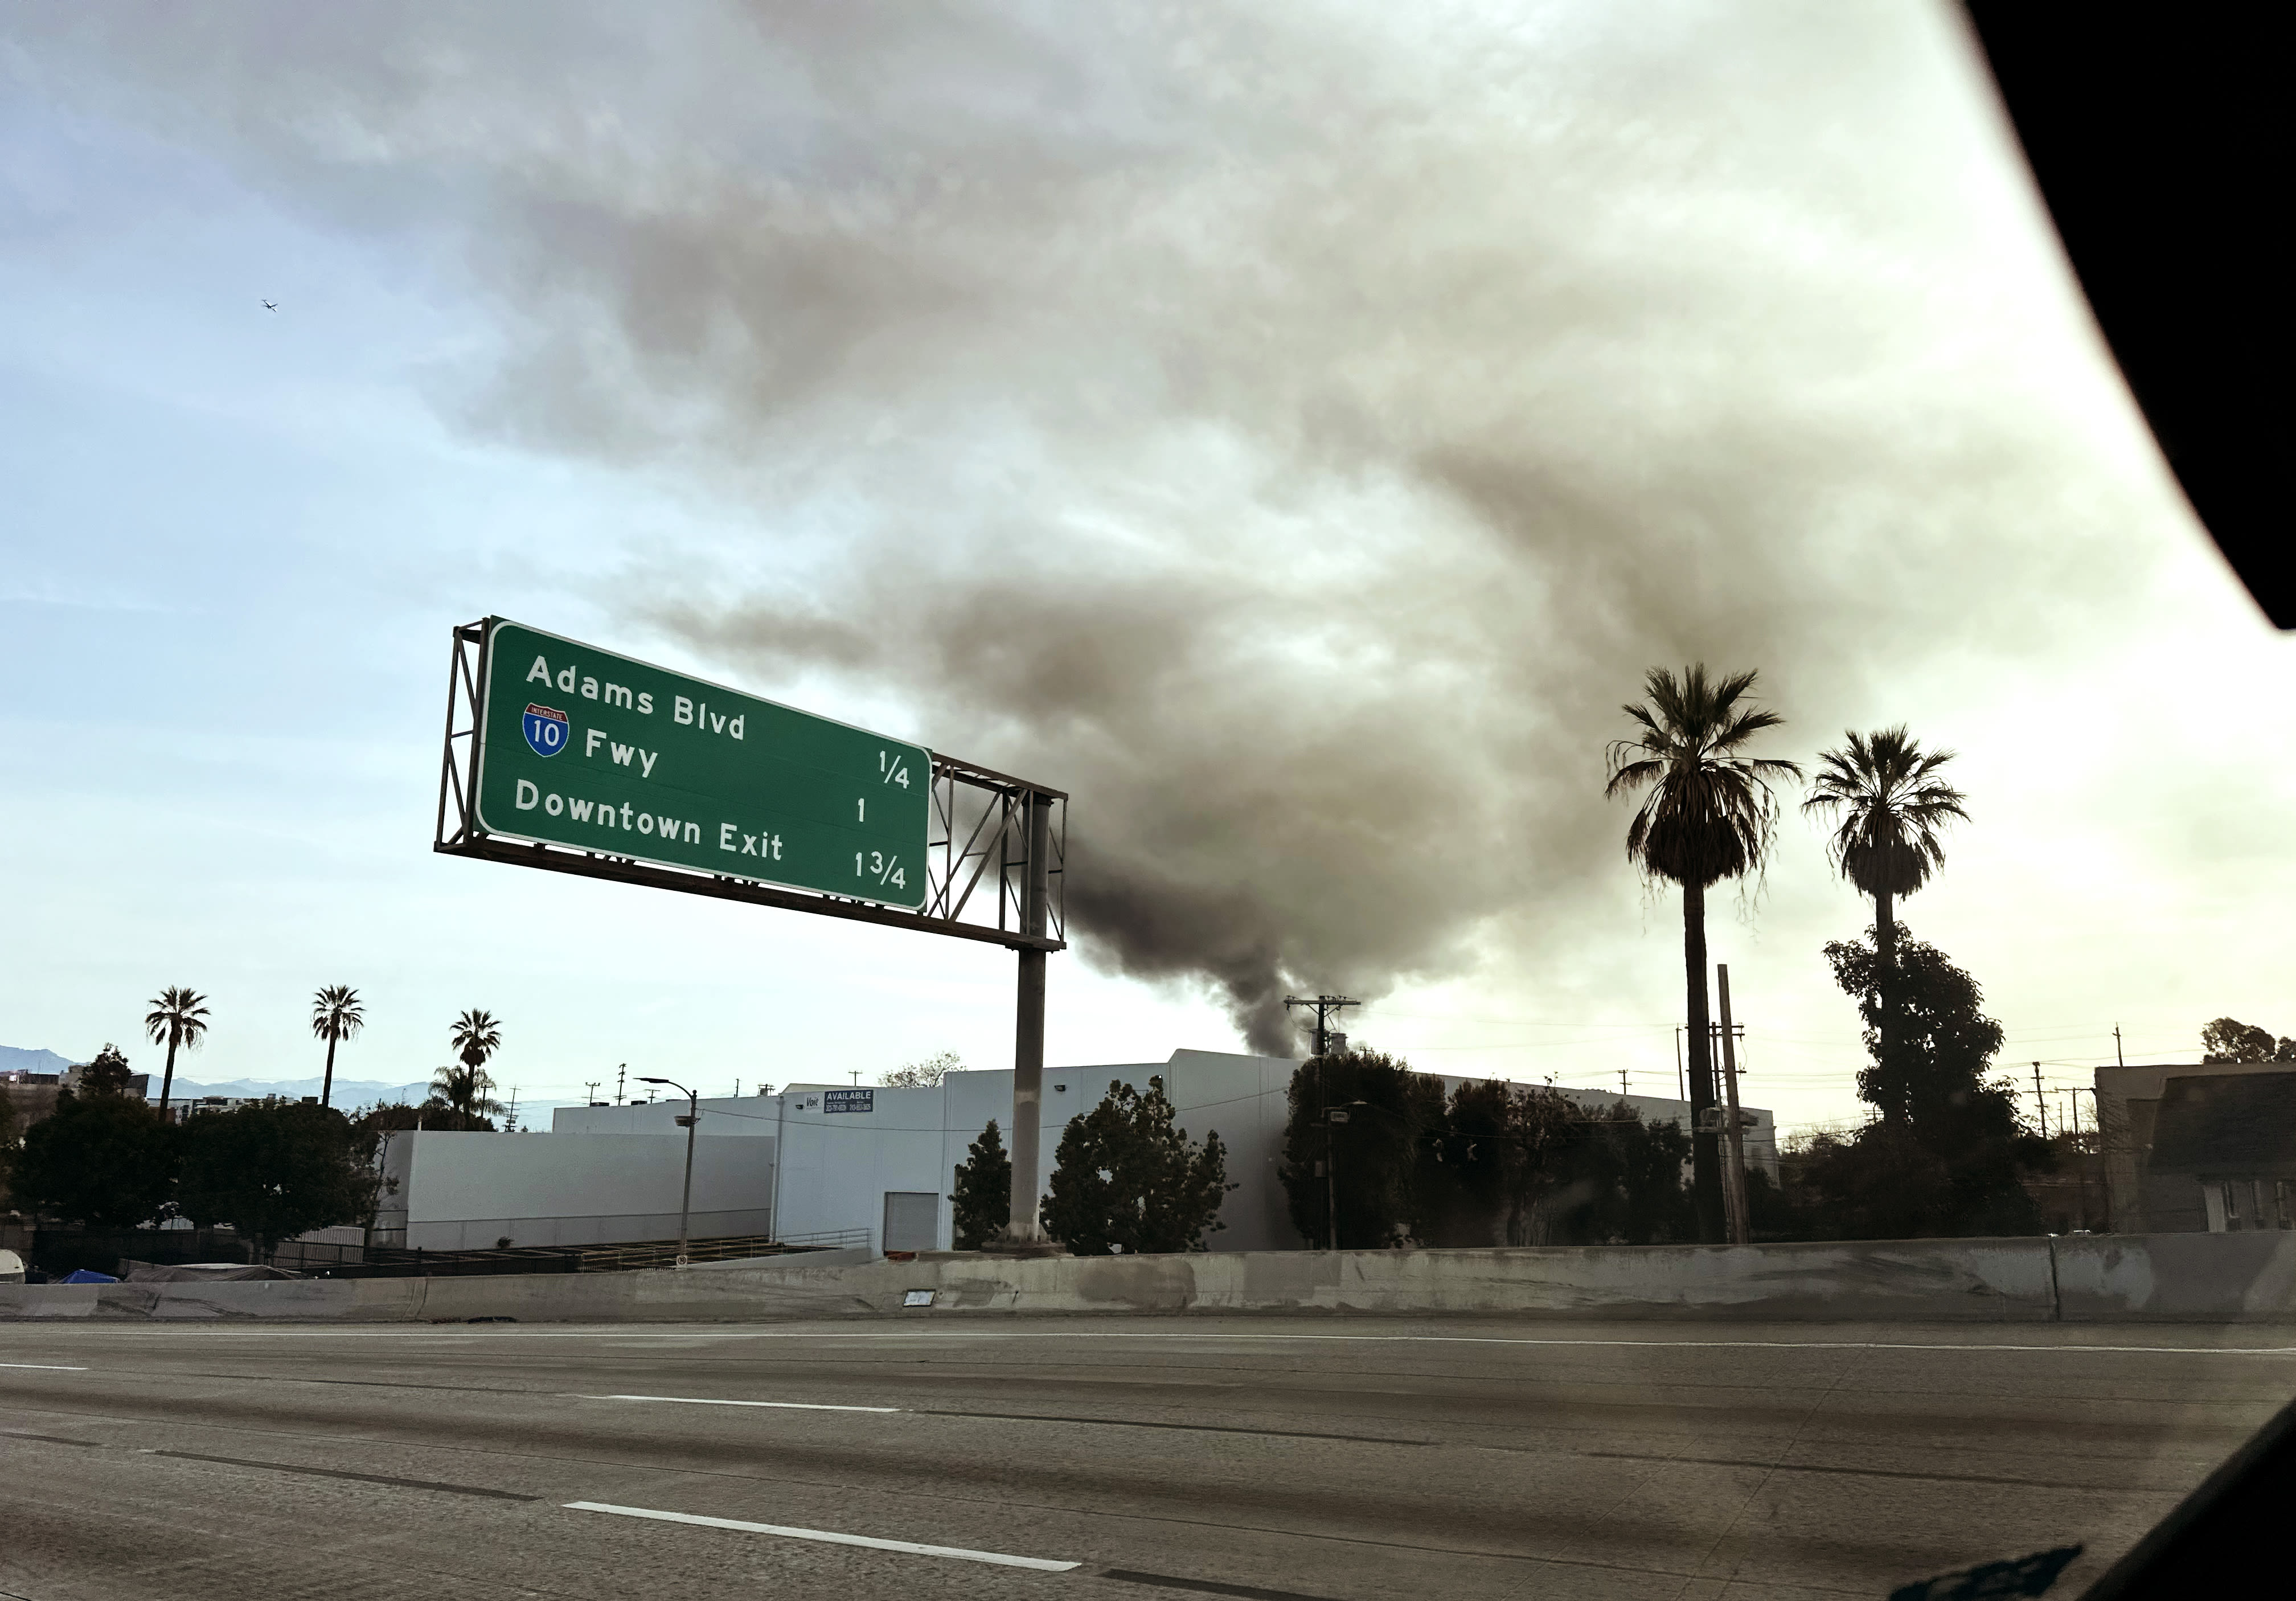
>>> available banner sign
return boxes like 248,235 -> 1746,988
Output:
475,619 -> 931,911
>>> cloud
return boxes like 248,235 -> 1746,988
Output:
9,1 -> 2198,1052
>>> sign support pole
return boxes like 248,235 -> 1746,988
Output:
1006,791 -> 1052,1243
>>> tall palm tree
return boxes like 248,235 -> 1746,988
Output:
143,986 -> 211,1116
1606,666 -> 1799,1242
449,1008 -> 501,1074
438,1008 -> 503,1127
1802,726 -> 1969,1092
310,985 -> 366,1109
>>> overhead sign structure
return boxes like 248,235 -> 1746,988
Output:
435,616 -> 1069,1245
476,620 -> 930,911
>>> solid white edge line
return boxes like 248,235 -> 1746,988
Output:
575,1393 -> 901,1412
561,1501 -> 1080,1570
0,1363 -> 88,1370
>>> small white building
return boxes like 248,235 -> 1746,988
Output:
371,1129 -> 776,1250
552,1049 -> 1304,1252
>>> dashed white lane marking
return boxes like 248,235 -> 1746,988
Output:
0,1363 -> 88,1371
160,1328 -> 2296,1357
575,1393 -> 899,1412
561,1500 -> 1080,1570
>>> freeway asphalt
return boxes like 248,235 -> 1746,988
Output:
2,1316 -> 2291,1600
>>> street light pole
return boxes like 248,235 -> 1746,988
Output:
639,1076 -> 699,1267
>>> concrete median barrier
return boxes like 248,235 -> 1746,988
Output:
2052,1231 -> 2296,1321
5,1234 -> 2291,1324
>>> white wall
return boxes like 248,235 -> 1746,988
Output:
376,1130 -> 774,1251
552,1095 -> 780,1139
773,1083 -> 964,1251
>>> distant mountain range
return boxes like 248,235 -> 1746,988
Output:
2,1047 -> 571,1119
165,1075 -> 438,1107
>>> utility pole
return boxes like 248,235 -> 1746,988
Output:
2069,1089 -> 2092,1231
1619,1068 -> 1630,1097
2114,1026 -> 2125,1068
1284,995 -> 1360,1059
1285,996 -> 1359,1251
1674,1028 -> 1685,1101
585,1080 -> 601,1107
1716,965 -> 1750,1247
614,1063 -> 626,1105
506,1086 -> 519,1133
2031,1063 -> 2049,1138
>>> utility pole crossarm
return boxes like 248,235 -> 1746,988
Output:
1283,994 -> 1360,1059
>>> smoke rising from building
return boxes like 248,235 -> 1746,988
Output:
11,2 -> 2192,1053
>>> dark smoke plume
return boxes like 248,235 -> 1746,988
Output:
10,2 -> 2187,1051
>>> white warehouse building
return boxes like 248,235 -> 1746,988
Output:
373,1049 -> 1777,1254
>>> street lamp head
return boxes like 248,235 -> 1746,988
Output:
638,1076 -> 669,1084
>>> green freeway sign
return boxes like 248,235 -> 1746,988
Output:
474,619 -> 930,911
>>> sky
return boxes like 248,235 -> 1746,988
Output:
3,2 -> 2287,1137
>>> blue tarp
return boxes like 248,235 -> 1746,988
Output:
60,1268 -> 118,1284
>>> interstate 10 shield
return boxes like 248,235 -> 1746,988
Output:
522,703 -> 570,757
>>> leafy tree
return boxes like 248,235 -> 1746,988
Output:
2200,1018 -> 2296,1063
144,985 -> 211,1115
1606,665 -> 1799,1242
1827,931 -> 2005,1133
1416,1079 -> 1514,1245
1042,1077 -> 1233,1255
75,1043 -> 137,1097
884,1049 -> 961,1088
177,1101 -> 373,1256
1587,1103 -> 1696,1245
1491,1084 -> 1581,1246
1417,1084 -> 1693,1247
14,1092 -> 179,1227
1803,727 -> 1968,1074
1278,1050 -> 1443,1250
311,984 -> 366,1107
948,1119 -> 1012,1248
1813,930 -> 2049,1237
0,1086 -> 20,1207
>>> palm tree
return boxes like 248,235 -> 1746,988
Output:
1606,666 -> 1799,1242
143,986 -> 211,1115
449,1008 -> 501,1074
1802,726 -> 1969,1094
428,1062 -> 503,1124
310,985 -> 366,1109
436,1009 -> 503,1127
